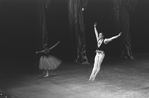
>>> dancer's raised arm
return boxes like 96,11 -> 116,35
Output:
94,23 -> 99,41
49,41 -> 60,50
104,32 -> 122,44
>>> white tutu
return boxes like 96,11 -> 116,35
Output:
39,55 -> 62,70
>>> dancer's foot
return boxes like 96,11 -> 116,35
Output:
123,56 -> 135,60
89,76 -> 95,81
81,57 -> 90,65
81,61 -> 90,65
74,59 -> 90,65
74,59 -> 81,64
43,74 -> 49,78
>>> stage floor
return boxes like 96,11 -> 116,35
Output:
1,53 -> 149,98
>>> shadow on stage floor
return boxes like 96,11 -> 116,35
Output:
1,53 -> 149,98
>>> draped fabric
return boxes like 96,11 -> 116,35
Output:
121,5 -> 133,59
113,0 -> 122,32
113,0 -> 137,60
38,0 -> 51,46
68,0 -> 89,64
39,55 -> 62,70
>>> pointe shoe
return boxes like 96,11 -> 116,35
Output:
43,74 -> 49,78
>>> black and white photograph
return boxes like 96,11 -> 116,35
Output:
0,0 -> 149,98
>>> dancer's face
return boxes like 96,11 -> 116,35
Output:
99,33 -> 104,39
43,44 -> 48,49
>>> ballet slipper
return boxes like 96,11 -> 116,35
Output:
43,74 -> 49,77
43,71 -> 49,77
89,75 -> 95,81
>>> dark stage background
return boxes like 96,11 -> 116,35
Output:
0,0 -> 149,69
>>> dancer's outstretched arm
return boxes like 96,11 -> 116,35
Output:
94,23 -> 99,41
49,41 -> 60,50
104,32 -> 122,44
36,50 -> 44,54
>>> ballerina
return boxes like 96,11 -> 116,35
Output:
36,41 -> 62,77
89,23 -> 122,81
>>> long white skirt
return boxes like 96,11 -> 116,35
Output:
39,55 -> 62,70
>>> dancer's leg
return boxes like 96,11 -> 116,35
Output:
89,53 -> 99,81
93,53 -> 105,79
43,70 -> 49,77
89,52 -> 105,81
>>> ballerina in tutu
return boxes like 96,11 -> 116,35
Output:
89,23 -> 122,81
36,41 -> 62,77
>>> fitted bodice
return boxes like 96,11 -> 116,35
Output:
43,48 -> 50,57
96,39 -> 105,50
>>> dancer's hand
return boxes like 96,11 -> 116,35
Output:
94,22 -> 97,27
35,51 -> 41,54
82,8 -> 84,11
57,41 -> 60,44
118,32 -> 122,37
36,50 -> 44,54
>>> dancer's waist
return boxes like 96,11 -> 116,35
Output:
95,50 -> 104,54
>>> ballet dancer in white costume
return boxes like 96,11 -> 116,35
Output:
89,23 -> 122,81
36,41 -> 62,77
